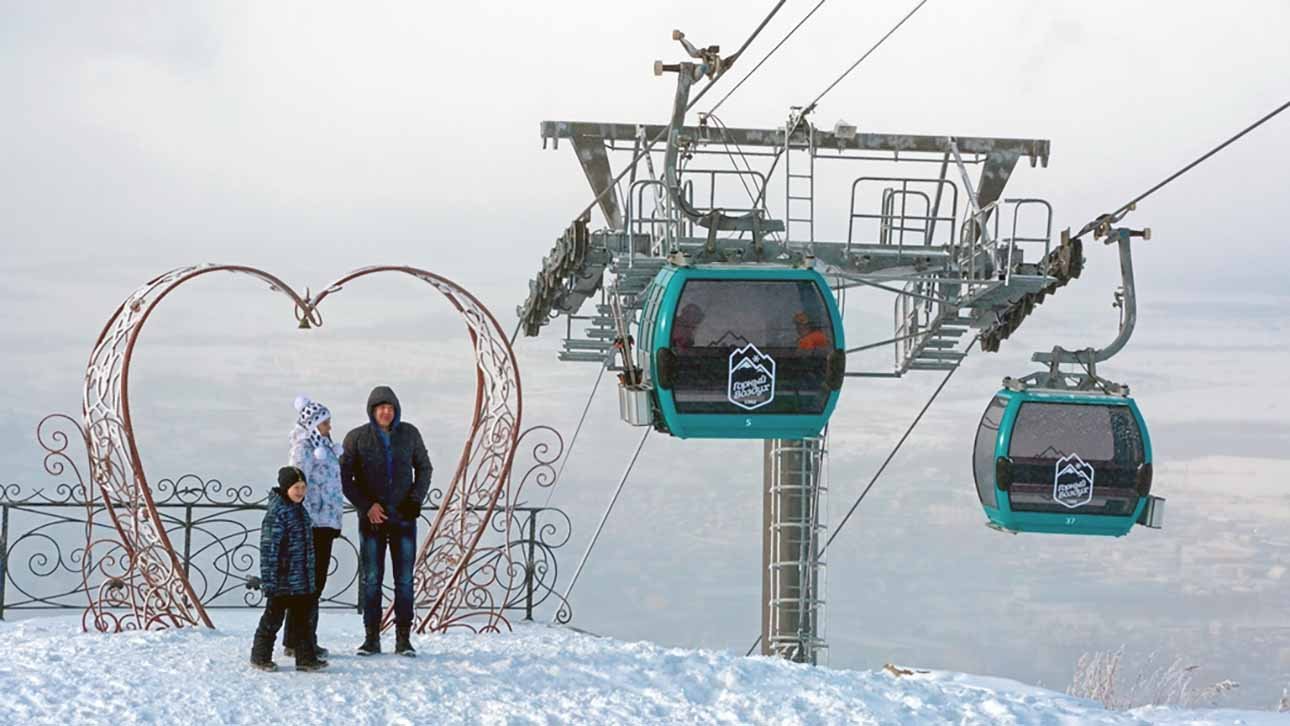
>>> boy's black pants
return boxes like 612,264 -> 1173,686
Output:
252,595 -> 317,664
284,527 -> 339,651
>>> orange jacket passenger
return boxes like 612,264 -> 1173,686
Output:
797,329 -> 829,351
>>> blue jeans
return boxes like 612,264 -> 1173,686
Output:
358,516 -> 417,632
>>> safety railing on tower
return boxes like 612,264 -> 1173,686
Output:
847,176 -> 960,254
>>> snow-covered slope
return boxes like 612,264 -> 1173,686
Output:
0,614 -> 1280,725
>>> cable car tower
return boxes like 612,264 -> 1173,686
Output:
518,29 -> 1131,665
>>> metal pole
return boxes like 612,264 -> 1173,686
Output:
525,510 -> 538,621
182,503 -> 193,579
1,503 -> 9,621
662,65 -> 696,252
925,152 -> 950,245
761,441 -> 773,656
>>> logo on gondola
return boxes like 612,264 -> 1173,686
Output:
1053,453 -> 1095,508
728,343 -> 776,411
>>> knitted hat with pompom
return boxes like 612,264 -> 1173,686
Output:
295,395 -> 330,431
292,395 -> 337,460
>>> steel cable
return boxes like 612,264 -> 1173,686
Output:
541,359 -> 611,509
551,427 -> 651,624
708,0 -> 831,116
1072,98 -> 1290,240
745,334 -> 976,657
820,335 -> 977,556
568,0 -> 793,226
528,2 -> 797,517
804,0 -> 931,114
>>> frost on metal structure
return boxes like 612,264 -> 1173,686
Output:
79,265 -> 527,634
519,56 -> 1076,378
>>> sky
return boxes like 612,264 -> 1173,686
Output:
2,0 -> 1289,710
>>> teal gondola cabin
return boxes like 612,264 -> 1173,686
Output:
629,264 -> 846,439
972,386 -> 1161,536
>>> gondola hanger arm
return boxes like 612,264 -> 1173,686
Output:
1033,226 -> 1146,371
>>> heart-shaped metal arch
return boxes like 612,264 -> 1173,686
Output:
81,264 -> 521,633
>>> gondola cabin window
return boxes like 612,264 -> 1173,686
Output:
668,279 -> 834,415
1007,402 -> 1145,464
1005,401 -> 1146,516
973,396 -> 1007,508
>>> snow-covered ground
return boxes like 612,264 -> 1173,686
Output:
0,614 -> 1282,725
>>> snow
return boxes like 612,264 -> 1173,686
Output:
0,614 -> 1283,725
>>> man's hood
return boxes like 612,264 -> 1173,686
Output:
367,385 -> 402,429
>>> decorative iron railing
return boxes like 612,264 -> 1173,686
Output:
0,474 -> 571,622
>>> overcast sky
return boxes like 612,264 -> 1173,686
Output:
3,0 -> 1289,709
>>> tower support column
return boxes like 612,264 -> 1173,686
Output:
761,438 -> 826,664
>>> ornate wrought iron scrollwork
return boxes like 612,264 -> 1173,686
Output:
312,268 -> 524,635
0,421 -> 99,618
418,425 -> 575,632
75,264 -> 527,633
1,468 -> 573,624
82,265 -> 311,631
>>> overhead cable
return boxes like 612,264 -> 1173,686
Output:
707,0 -> 831,116
820,335 -> 976,557
1072,98 -> 1290,240
804,0 -> 930,114
551,428 -> 651,624
744,335 -> 974,657
727,0 -> 790,63
568,0 -> 792,226
750,0 -> 932,210
542,359 -> 611,509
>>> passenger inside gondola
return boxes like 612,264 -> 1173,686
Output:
667,279 -> 835,415
794,311 -> 830,352
672,303 -> 705,350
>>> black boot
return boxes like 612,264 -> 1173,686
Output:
395,625 -> 416,657
297,657 -> 329,673
285,644 -> 329,659
250,631 -> 278,672
295,647 -> 329,669
357,626 -> 382,656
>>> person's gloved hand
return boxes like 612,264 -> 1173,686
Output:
396,499 -> 422,521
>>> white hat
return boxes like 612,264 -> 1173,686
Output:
293,395 -> 336,460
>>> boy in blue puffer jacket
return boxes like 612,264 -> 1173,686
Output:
250,466 -> 326,672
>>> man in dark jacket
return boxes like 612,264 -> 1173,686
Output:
341,385 -> 432,656
250,466 -> 326,672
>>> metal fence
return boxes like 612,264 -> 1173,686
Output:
0,474 -> 571,622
